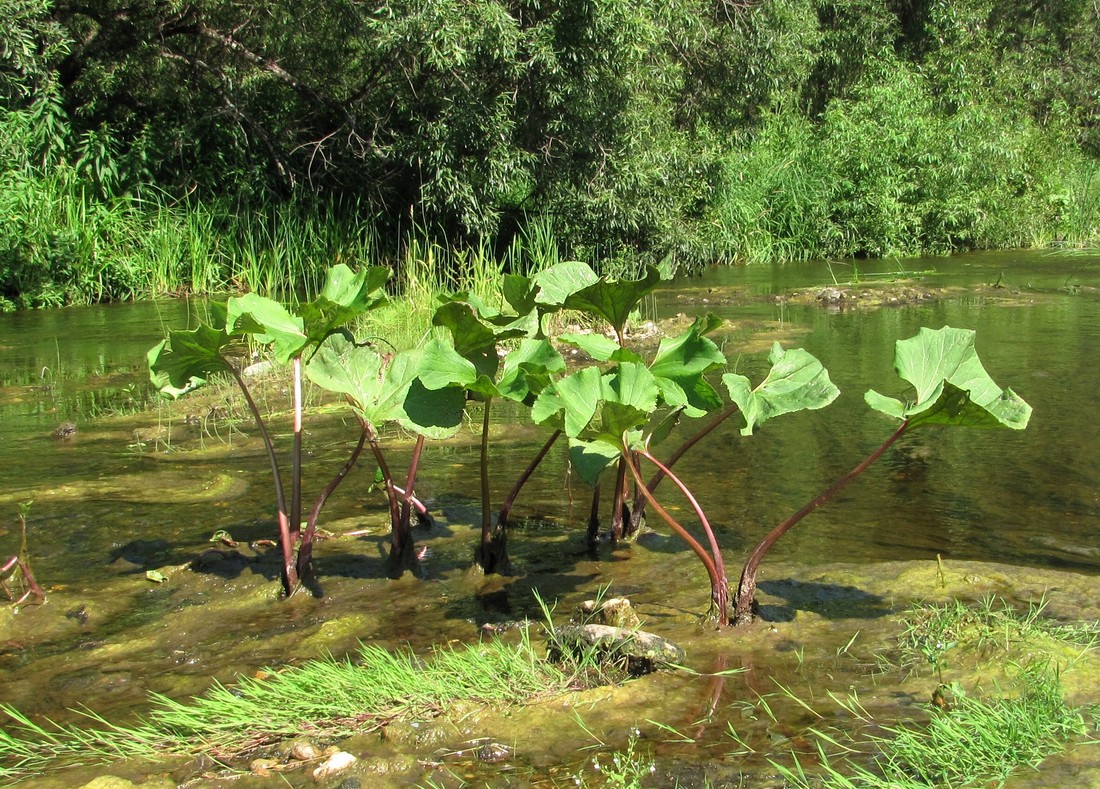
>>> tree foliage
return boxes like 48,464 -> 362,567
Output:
1,0 -> 1098,288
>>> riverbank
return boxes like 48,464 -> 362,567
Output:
2,120 -> 1098,313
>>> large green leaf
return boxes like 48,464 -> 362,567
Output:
147,323 -> 234,397
306,336 -> 463,439
224,266 -> 389,365
722,343 -> 840,436
557,332 -> 642,363
497,339 -> 565,403
532,362 -> 660,446
531,366 -> 608,437
568,438 -> 622,486
605,362 -> 660,424
564,266 -> 663,337
532,261 -> 600,308
418,336 -> 482,391
227,293 -> 307,364
864,326 -> 1031,429
650,315 -> 726,417
306,335 -> 411,425
502,274 -> 537,318
297,264 -> 389,350
400,377 -> 466,438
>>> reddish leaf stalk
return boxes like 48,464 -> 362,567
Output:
733,419 -> 911,625
497,429 -> 560,527
630,403 -> 739,532
399,435 -> 426,530
229,365 -> 297,595
622,448 -> 726,624
636,447 -> 729,622
296,424 -> 368,583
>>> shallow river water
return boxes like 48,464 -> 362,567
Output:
1,250 -> 1099,787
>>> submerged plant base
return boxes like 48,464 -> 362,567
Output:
3,556 -> 1100,787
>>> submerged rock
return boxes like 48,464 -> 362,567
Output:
476,741 -> 512,763
249,757 -> 280,776
286,737 -> 323,761
313,750 -> 357,781
75,777 -> 135,789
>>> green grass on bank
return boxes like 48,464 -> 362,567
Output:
3,596 -> 1095,787
3,91 -> 1100,314
0,629 -> 572,782
775,661 -> 1092,789
771,597 -> 1100,789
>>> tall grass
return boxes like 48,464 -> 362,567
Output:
5,64 -> 1099,312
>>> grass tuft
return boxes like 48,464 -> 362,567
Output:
776,661 -> 1091,788
0,629 -> 569,782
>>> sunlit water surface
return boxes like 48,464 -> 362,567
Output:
1,250 -> 1099,786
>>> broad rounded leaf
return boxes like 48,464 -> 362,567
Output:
558,332 -> 624,362
418,337 -> 482,391
564,266 -> 663,337
147,324 -> 234,396
864,326 -> 1032,430
307,336 -> 463,439
532,261 -> 600,308
722,343 -> 840,436
400,378 -> 465,439
650,315 -> 727,417
568,438 -> 621,486
497,339 -> 565,403
502,274 -> 537,317
532,366 -> 608,437
227,293 -> 307,364
306,335 -> 413,426
298,264 -> 389,348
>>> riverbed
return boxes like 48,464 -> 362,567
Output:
1,250 -> 1098,786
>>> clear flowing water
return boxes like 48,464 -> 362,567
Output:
1,251 -> 1099,786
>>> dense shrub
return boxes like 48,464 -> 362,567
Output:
1,0 -> 1099,304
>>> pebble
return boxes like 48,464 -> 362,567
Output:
289,738 -> 322,761
250,757 -> 280,776
313,750 -> 357,781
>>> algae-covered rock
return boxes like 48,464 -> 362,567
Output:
577,597 -> 641,629
551,623 -> 684,674
75,777 -> 136,789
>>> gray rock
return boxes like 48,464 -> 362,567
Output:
552,623 -> 685,674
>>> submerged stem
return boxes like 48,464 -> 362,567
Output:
297,424 -> 368,584
229,365 -> 296,595
356,413 -> 406,571
610,455 -> 628,541
478,400 -> 508,572
733,419 -> 910,625
622,446 -> 725,625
